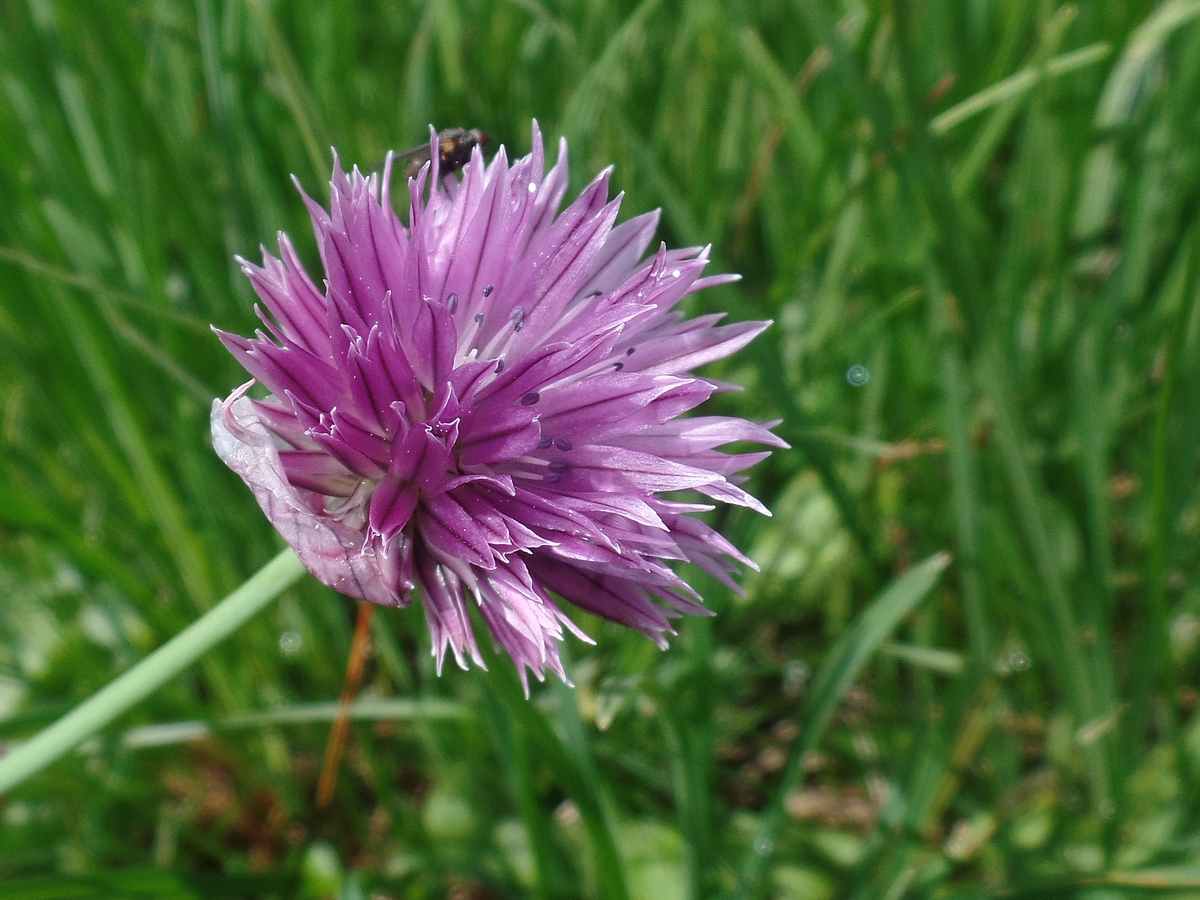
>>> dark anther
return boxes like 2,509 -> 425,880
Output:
520,392 -> 540,406
554,437 -> 573,451
446,292 -> 459,313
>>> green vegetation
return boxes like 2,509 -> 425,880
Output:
1,1 -> 1199,897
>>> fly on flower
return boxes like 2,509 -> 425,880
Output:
212,121 -> 785,691
392,127 -> 488,180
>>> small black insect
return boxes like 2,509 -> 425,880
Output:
393,127 -> 488,180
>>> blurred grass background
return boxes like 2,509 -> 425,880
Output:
1,0 -> 1199,897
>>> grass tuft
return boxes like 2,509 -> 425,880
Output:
1,2 -> 1199,897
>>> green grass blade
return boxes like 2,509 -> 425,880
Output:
931,42 -> 1111,135
485,658 -> 630,900
119,696 -> 470,749
929,271 -> 991,668
732,551 -> 951,898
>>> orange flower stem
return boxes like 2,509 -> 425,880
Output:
316,600 -> 375,807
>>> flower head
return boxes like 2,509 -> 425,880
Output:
213,123 -> 784,688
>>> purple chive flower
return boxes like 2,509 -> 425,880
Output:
212,122 -> 785,688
